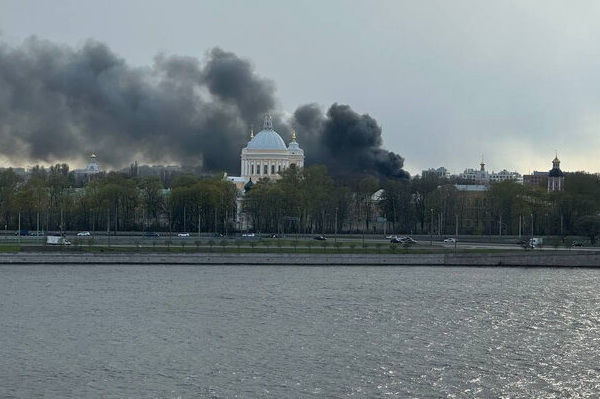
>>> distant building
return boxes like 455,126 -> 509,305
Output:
523,155 -> 565,192
226,114 -> 305,190
548,156 -> 565,192
422,167 -> 450,179
74,152 -> 103,179
240,114 -> 304,182
523,171 -> 548,188
489,169 -> 523,183
453,184 -> 489,235
225,114 -> 306,230
458,160 -> 522,185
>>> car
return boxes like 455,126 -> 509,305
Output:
77,231 -> 91,236
386,235 -> 397,239
242,233 -> 255,237
572,241 -> 585,247
145,232 -> 160,237
177,233 -> 190,237
444,238 -> 456,243
30,231 -> 45,236
391,236 -> 417,244
518,240 -> 535,249
313,235 -> 327,241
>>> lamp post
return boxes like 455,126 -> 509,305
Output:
531,213 -> 534,238
430,208 -> 434,246
455,214 -> 458,251
334,207 -> 338,245
36,209 -> 40,244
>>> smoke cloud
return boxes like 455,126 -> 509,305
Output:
0,36 -> 408,180
294,103 -> 410,181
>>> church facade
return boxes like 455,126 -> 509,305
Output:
226,114 -> 305,231
240,114 -> 304,182
227,114 -> 304,190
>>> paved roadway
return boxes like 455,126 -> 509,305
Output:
3,233 -> 595,252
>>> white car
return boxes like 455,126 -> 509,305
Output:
444,238 -> 457,243
77,231 -> 91,236
177,233 -> 190,237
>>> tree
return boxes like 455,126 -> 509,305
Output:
575,215 -> 600,244
379,179 -> 412,233
0,169 -> 23,229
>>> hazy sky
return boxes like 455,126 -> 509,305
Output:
2,0 -> 600,176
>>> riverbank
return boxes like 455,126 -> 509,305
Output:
1,251 -> 599,267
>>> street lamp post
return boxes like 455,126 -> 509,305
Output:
430,208 -> 434,246
334,207 -> 338,245
455,214 -> 458,251
499,215 -> 502,237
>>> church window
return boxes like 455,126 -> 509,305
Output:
251,165 -> 254,175
264,165 -> 268,174
271,165 -> 275,174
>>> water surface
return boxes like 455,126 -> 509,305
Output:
1,265 -> 599,398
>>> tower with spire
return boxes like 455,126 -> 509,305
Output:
548,153 -> 564,192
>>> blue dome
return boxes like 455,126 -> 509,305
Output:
246,129 -> 287,150
288,140 -> 303,153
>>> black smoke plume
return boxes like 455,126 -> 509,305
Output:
294,103 -> 410,181
0,37 -> 274,172
0,36 -> 408,180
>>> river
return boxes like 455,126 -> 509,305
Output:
1,265 -> 598,398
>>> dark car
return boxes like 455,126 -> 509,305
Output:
145,232 -> 160,237
572,241 -> 585,247
313,235 -> 327,241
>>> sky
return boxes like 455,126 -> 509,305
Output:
1,0 -> 600,177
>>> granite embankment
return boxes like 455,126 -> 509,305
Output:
1,252 -> 600,266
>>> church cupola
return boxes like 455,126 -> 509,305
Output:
548,153 -> 565,192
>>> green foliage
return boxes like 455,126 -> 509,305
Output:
6,162 -> 600,241
575,215 -> 600,244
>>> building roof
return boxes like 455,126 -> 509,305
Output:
246,129 -> 288,150
548,168 -> 564,177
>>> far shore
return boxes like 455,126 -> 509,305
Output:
1,251 -> 599,267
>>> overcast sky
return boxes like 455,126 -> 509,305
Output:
2,0 -> 600,176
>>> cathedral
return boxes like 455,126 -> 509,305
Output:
225,114 -> 305,231
227,114 -> 304,189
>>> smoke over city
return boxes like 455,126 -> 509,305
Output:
294,103 -> 410,181
0,36 -> 408,180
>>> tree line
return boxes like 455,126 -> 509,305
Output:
1,164 -> 600,242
